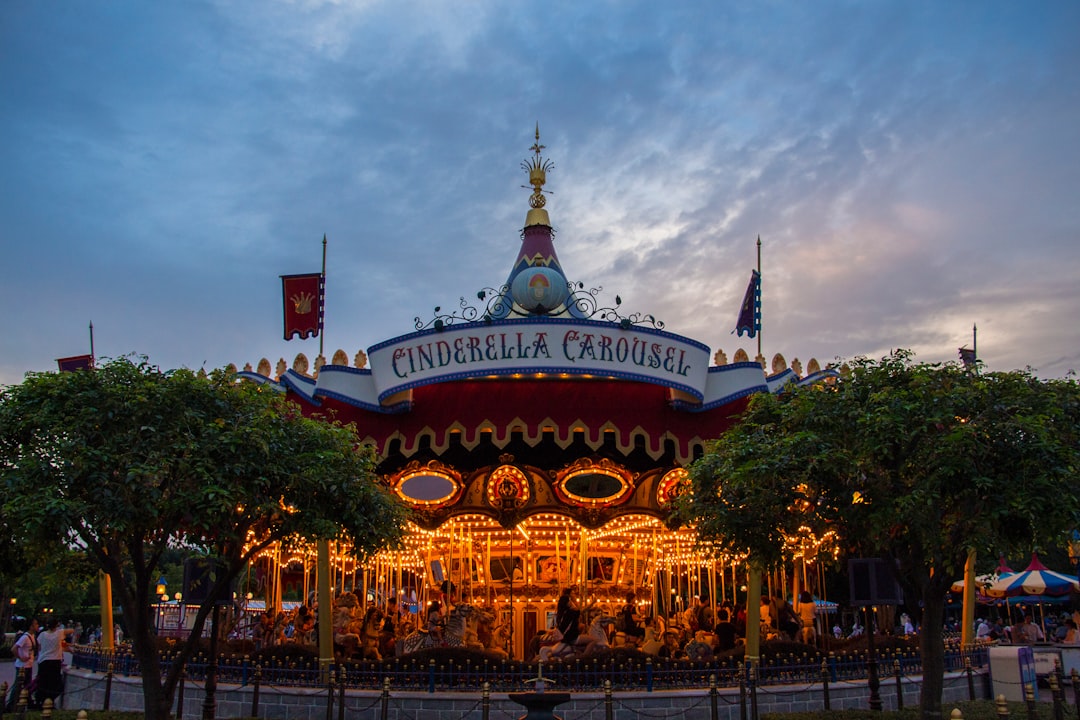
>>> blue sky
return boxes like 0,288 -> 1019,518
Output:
2,1 -> 1078,385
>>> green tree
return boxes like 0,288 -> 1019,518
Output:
681,351 -> 1080,720
0,357 -> 407,720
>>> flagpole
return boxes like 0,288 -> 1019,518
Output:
756,235 -> 762,363
89,321 -> 96,365
320,234 -> 327,358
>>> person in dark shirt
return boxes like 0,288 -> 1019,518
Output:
714,608 -> 737,651
620,592 -> 645,644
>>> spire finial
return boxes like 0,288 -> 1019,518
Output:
521,124 -> 554,223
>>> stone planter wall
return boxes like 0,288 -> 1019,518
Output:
62,667 -> 987,719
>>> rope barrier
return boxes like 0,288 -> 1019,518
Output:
613,693 -> 710,718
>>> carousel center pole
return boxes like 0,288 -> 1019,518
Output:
317,539 -> 334,678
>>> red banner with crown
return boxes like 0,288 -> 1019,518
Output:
281,273 -> 324,340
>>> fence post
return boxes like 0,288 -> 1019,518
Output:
428,659 -> 436,694
995,693 -> 1009,720
337,666 -> 346,720
176,663 -> 187,720
966,656 -> 976,701
41,698 -> 53,719
104,661 -> 114,711
1072,669 -> 1080,720
738,663 -> 747,720
950,709 -> 963,720
749,661 -> 760,720
250,664 -> 261,718
604,679 -> 613,720
1024,683 -> 1037,720
821,659 -> 831,711
710,674 -> 719,720
381,677 -> 391,720
646,657 -> 654,692
482,681 -> 490,720
325,669 -> 335,720
0,680 -> 6,714
895,659 -> 904,710
1049,667 -> 1064,720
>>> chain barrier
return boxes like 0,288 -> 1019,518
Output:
559,698 -> 605,720
613,692 -> 711,718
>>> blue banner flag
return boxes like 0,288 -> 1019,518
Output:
734,270 -> 761,338
958,347 -> 977,369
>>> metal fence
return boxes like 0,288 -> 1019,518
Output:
70,643 -> 988,693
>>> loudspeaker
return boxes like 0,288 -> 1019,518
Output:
848,558 -> 903,606
182,557 -> 233,605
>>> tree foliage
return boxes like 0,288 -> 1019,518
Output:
0,357 -> 408,720
681,351 -> 1080,720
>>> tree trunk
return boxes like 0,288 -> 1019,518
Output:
918,586 -> 947,720
129,615 -> 173,720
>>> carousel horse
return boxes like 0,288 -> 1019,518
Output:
358,606 -> 384,660
639,625 -> 663,655
539,614 -> 616,661
460,606 -> 487,651
401,604 -> 476,654
332,596 -> 363,658
684,632 -> 714,661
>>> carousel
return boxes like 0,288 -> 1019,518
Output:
237,129 -> 839,661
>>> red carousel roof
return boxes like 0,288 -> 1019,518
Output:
291,377 -> 750,466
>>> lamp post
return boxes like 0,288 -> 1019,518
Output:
6,597 -> 16,633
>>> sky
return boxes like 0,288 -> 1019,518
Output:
2,1 -> 1079,386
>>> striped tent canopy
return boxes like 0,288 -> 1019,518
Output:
984,553 -> 1079,598
950,557 -> 1015,594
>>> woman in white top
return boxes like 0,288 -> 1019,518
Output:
35,618 -> 70,707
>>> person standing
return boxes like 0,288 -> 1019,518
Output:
796,591 -> 817,644
620,592 -> 645,644
35,617 -> 69,708
5,617 -> 38,711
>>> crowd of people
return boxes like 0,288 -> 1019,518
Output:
530,588 -> 837,663
973,610 -> 1080,645
251,604 -> 316,648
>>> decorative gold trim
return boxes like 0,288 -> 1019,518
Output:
390,460 -> 464,509
552,457 -> 635,507
656,467 -> 688,506
486,465 -> 531,508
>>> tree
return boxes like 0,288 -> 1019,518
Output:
0,357 -> 408,720
680,351 -> 1080,720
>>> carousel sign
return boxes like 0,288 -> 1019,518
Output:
368,318 -> 711,402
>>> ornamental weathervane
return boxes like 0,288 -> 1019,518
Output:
415,126 -> 664,332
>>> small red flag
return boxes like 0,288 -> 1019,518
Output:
282,273 -> 324,340
57,354 -> 94,372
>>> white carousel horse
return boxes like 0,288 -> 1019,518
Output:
401,604 -> 476,655
639,625 -> 663,655
539,614 -> 616,661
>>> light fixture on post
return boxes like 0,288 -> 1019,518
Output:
156,576 -> 168,596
